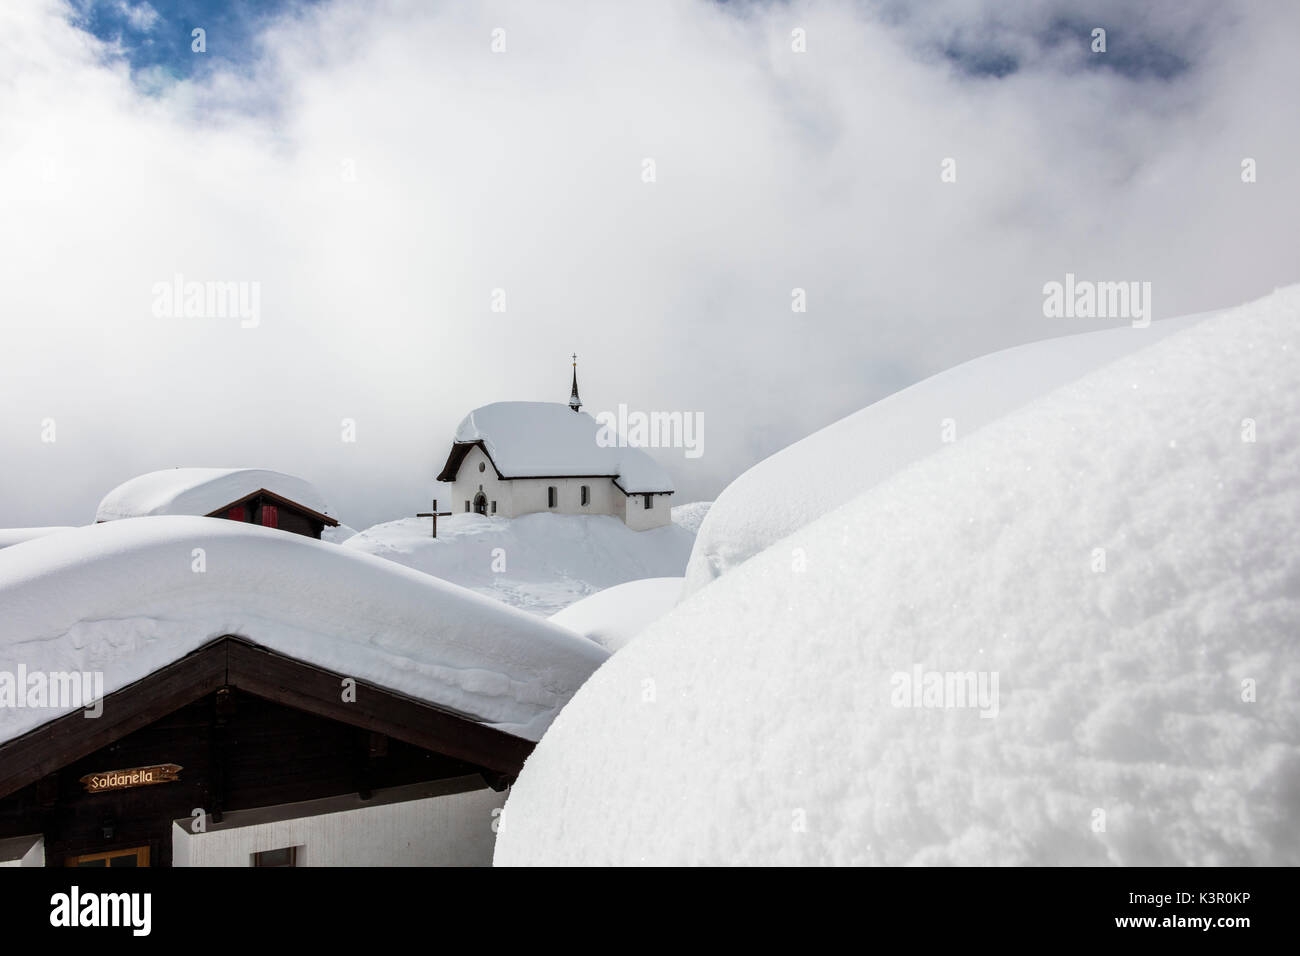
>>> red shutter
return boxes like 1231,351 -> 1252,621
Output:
226,505 -> 246,522
261,504 -> 279,529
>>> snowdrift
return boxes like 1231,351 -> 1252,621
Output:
496,288 -> 1300,865
683,313 -> 1204,596
0,516 -> 607,744
0,527 -> 76,550
345,512 -> 696,616
549,577 -> 684,652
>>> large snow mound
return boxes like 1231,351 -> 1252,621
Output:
0,527 -> 76,550
449,402 -> 674,493
496,288 -> 1300,865
96,467 -> 333,521
549,577 -> 684,652
683,314 -> 1205,596
0,516 -> 607,744
345,513 -> 694,616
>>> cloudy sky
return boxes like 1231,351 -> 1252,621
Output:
2,0 -> 1296,531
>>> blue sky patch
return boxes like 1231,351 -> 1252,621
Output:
65,0 -> 321,79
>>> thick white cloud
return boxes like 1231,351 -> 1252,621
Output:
1,0 -> 1296,529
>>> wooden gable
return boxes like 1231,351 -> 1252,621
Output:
206,488 -> 340,539
0,636 -> 531,866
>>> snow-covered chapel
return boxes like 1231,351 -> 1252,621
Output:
436,359 -> 674,531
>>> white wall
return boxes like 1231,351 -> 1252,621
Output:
445,445 -> 671,529
172,783 -> 505,867
450,447 -> 622,520
449,445 -> 516,517
511,476 -> 622,518
624,491 -> 671,531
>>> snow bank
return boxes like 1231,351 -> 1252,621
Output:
450,402 -> 674,493
669,501 -> 712,535
345,512 -> 694,616
322,523 -> 360,545
496,288 -> 1300,865
549,578 -> 683,652
683,314 -> 1206,596
0,527 -> 76,550
0,516 -> 607,744
96,468 -> 332,521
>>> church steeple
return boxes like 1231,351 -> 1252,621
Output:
568,353 -> 582,413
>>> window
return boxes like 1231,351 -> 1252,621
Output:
260,504 -> 279,529
253,846 -> 299,867
479,461 -> 486,473
643,494 -> 653,510
547,486 -> 557,508
580,485 -> 589,507
225,505 -> 246,522
464,500 -> 470,512
491,500 -> 497,514
67,847 -> 150,867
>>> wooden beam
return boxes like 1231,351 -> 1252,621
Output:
0,644 -> 227,799
204,488 -> 338,527
0,635 -> 535,801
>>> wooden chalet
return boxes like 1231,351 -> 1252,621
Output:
94,468 -> 340,540
0,516 -> 606,867
203,488 -> 337,539
0,637 -> 529,867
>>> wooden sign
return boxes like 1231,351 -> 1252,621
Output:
79,764 -> 182,794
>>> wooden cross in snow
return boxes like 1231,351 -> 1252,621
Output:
417,498 -> 452,538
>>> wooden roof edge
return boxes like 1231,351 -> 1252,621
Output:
611,477 -> 675,497
437,440 -> 504,482
0,635 -> 534,799
440,441 -> 672,489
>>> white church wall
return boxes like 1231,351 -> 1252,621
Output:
172,781 -> 505,867
449,445 -> 626,521
507,476 -> 622,518
451,445 -> 515,517
443,444 -> 670,529
624,492 -> 672,531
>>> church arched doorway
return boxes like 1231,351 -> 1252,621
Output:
473,492 -> 487,515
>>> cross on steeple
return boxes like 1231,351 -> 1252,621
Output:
569,353 -> 582,413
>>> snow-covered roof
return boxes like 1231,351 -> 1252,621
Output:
96,468 -> 334,523
0,516 -> 608,745
441,402 -> 674,494
496,287 -> 1300,866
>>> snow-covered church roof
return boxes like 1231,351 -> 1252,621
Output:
96,468 -> 334,523
0,517 -> 608,746
439,402 -> 674,494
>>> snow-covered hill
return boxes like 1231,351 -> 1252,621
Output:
0,526 -> 75,550
549,577 -> 684,652
683,312 -> 1205,596
344,509 -> 701,616
497,287 -> 1300,866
